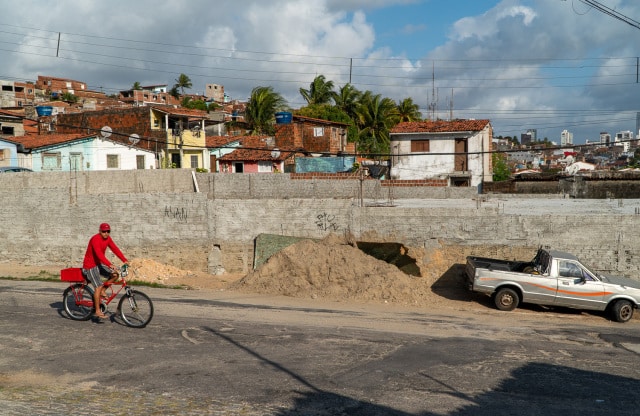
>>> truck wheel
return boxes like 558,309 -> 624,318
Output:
611,300 -> 634,323
494,288 -> 519,311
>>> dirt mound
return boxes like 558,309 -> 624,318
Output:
230,234 -> 441,306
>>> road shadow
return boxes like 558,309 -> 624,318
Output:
205,326 -> 640,415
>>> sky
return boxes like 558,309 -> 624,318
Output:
2,0 -> 640,144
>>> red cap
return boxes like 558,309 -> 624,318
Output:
99,223 -> 111,232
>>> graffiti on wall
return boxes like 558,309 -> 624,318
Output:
165,206 -> 188,222
315,212 -> 339,231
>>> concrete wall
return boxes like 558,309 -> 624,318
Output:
2,170 -> 640,280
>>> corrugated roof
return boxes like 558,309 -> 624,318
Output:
390,119 -> 490,134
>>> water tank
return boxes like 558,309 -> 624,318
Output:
275,112 -> 292,124
35,106 -> 53,116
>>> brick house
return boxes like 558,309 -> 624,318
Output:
389,119 -> 493,187
119,85 -> 181,107
275,115 -> 352,156
55,106 -> 208,170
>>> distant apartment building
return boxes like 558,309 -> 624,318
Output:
0,80 -> 37,107
615,130 -> 635,152
600,132 -> 611,146
560,129 -> 573,146
119,85 -> 180,107
205,84 -> 225,102
35,75 -> 86,96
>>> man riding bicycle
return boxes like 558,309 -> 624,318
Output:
83,223 -> 129,319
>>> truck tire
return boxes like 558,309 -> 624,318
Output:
494,288 -> 519,311
611,300 -> 634,323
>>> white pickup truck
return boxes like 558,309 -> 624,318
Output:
465,248 -> 640,322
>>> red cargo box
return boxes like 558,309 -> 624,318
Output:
60,268 -> 84,282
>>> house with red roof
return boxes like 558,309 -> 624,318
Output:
216,135 -> 291,173
389,119 -> 493,187
0,133 -> 155,171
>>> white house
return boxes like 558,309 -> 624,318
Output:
389,119 -> 493,187
2,133 -> 156,171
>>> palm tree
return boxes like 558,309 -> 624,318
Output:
393,97 -> 421,123
174,73 -> 192,95
132,81 -> 142,90
354,92 -> 397,157
169,85 -> 180,99
299,75 -> 335,105
333,83 -> 361,120
246,86 -> 287,135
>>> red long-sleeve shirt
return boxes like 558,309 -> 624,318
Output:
82,233 -> 128,269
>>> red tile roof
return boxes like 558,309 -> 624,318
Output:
150,106 -> 207,119
390,119 -> 490,134
219,135 -> 287,161
205,135 -> 242,148
10,133 -> 93,150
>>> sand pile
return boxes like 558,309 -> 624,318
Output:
231,234 -> 440,306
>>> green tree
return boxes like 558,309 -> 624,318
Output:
492,153 -> 511,181
392,97 -> 421,123
60,92 -> 78,103
132,81 -> 142,90
354,91 -> 397,157
174,73 -> 192,95
169,85 -> 180,99
299,75 -> 335,105
246,86 -> 287,135
333,83 -> 361,120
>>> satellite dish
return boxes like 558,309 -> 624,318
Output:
271,148 -> 281,159
129,134 -> 140,145
100,126 -> 112,138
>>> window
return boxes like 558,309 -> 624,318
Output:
42,152 -> 62,170
1,126 -> 14,135
1,85 -> 13,91
411,140 -> 430,152
106,154 -> 119,169
313,127 -> 324,137
258,161 -> 271,172
190,155 -> 199,168
136,155 -> 145,169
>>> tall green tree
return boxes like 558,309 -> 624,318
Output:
392,97 -> 421,123
174,73 -> 192,95
354,91 -> 397,157
246,86 -> 287,135
333,83 -> 361,121
132,81 -> 142,90
299,75 -> 335,105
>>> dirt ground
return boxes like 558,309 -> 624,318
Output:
0,234 -> 453,308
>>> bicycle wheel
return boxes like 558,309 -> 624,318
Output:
62,284 -> 94,321
118,290 -> 154,328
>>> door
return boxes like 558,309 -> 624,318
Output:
69,153 -> 83,171
454,139 -> 467,171
171,153 -> 181,168
555,260 -> 605,309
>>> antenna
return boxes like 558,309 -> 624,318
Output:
129,134 -> 140,145
100,126 -> 112,138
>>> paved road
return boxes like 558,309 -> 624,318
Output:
1,280 -> 640,415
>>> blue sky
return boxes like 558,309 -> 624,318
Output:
2,0 -> 640,144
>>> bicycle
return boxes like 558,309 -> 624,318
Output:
61,264 -> 154,328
